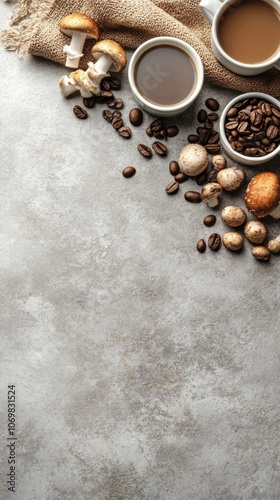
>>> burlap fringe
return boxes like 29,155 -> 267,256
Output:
0,0 -> 53,56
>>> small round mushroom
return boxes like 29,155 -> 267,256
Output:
211,154 -> 227,171
244,220 -> 268,244
178,144 -> 208,177
217,166 -> 245,191
222,232 -> 244,251
59,13 -> 100,68
91,39 -> 127,75
268,235 -> 280,253
221,206 -> 247,227
201,182 -> 222,208
251,246 -> 270,261
245,171 -> 280,219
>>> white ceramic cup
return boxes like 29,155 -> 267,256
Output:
128,36 -> 204,117
199,0 -> 280,76
220,92 -> 280,166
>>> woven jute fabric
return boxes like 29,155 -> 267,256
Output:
1,0 -> 279,97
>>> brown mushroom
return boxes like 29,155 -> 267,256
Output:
217,166 -> 245,191
201,183 -> 222,207
251,246 -> 270,261
244,220 -> 268,244
59,13 -> 100,68
221,206 -> 247,227
222,232 -> 244,251
91,39 -> 127,74
245,172 -> 280,219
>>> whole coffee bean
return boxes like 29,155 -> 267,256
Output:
169,160 -> 180,176
204,118 -> 214,130
184,191 -> 202,203
100,78 -> 111,91
153,131 -> 163,139
112,110 -> 122,119
112,116 -> 124,130
114,98 -> 124,109
208,131 -> 220,144
207,169 -> 218,183
197,109 -> 208,123
196,172 -> 208,185
174,172 -> 188,183
272,106 -> 280,119
266,125 -> 279,139
197,239 -> 206,253
208,233 -> 221,251
165,180 -> 179,194
166,125 -> 179,137
108,76 -> 121,90
203,215 -> 216,227
129,108 -> 143,127
205,144 -> 221,154
152,141 -> 168,156
122,166 -> 136,178
73,105 -> 88,119
227,106 -> 238,118
150,118 -> 163,132
205,98 -> 220,111
207,112 -> 219,121
100,90 -> 114,99
188,134 -> 200,143
83,96 -> 96,108
160,128 -> 167,140
146,126 -> 153,137
118,126 -> 131,138
107,97 -> 123,109
102,109 -> 113,122
138,144 -> 152,158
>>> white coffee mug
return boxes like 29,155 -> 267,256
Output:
199,0 -> 280,75
128,37 -> 204,117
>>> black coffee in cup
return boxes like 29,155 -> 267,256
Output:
134,45 -> 197,106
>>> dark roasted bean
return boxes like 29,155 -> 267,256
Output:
188,134 -> 200,143
169,160 -> 180,176
102,109 -> 113,122
205,98 -> 219,111
203,215 -> 216,227
152,141 -> 168,156
166,125 -> 179,137
208,233 -> 221,251
118,126 -> 131,138
184,191 -> 202,203
129,108 -> 143,127
112,116 -> 124,130
122,166 -> 136,178
83,96 -> 96,108
165,180 -> 179,194
174,172 -> 189,183
197,239 -> 206,253
138,144 -> 152,158
197,109 -> 208,122
73,105 -> 88,119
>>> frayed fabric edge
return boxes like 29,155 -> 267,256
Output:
0,0 -> 53,56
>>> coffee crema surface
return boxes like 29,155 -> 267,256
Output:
217,0 -> 280,64
134,45 -> 197,106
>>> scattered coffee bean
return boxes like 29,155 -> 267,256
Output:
138,144 -> 152,158
129,108 -> 143,127
169,160 -> 180,176
207,169 -> 218,183
160,128 -> 167,140
83,96 -> 96,108
184,191 -> 202,203
197,109 -> 208,123
166,125 -> 179,137
73,105 -> 88,119
146,126 -> 153,137
122,166 -> 136,178
174,172 -> 188,183
107,97 -> 123,109
100,90 -> 114,99
188,134 -> 200,143
150,118 -> 163,133
205,143 -> 221,154
152,141 -> 168,156
118,126 -> 131,138
102,109 -> 113,122
205,98 -> 220,111
224,97 -> 280,157
100,78 -> 111,91
197,239 -> 206,253
208,233 -> 221,251
203,215 -> 216,227
195,172 -> 208,185
165,180 -> 179,194
112,116 -> 124,130
107,76 -> 121,90
207,112 -> 219,121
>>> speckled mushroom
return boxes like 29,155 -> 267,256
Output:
245,172 -> 280,219
178,144 -> 208,176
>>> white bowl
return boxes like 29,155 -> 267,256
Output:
220,92 -> 280,166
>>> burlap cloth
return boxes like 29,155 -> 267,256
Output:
1,0 -> 279,97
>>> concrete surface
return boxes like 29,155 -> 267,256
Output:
1,2 -> 280,500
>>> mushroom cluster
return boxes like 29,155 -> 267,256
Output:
58,14 -> 127,98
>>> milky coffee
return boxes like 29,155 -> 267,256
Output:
217,0 -> 280,64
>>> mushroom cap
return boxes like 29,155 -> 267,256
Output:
59,13 -> 100,40
244,220 -> 268,244
268,236 -> 280,253
178,144 -> 208,176
91,39 -> 127,72
217,166 -> 245,191
222,231 -> 244,251
221,205 -> 247,227
70,69 -> 98,95
212,154 -> 227,171
251,246 -> 270,261
245,172 -> 280,218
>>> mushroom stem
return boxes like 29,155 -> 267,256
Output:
63,32 -> 87,68
59,75 -> 79,97
94,55 -> 113,75
270,203 -> 280,219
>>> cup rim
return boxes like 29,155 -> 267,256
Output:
212,0 -> 280,69
128,36 -> 204,114
220,92 -> 280,164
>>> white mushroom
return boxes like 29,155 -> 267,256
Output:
268,235 -> 280,253
217,166 -> 245,191
91,39 -> 127,75
221,206 -> 247,227
59,75 -> 79,97
244,220 -> 268,244
252,246 -> 270,261
59,13 -> 100,68
222,232 -> 244,251
178,144 -> 208,176
211,154 -> 227,171
201,182 -> 222,207
70,69 -> 99,97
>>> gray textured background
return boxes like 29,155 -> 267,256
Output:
1,2 -> 280,499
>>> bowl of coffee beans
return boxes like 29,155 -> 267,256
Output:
219,92 -> 280,165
